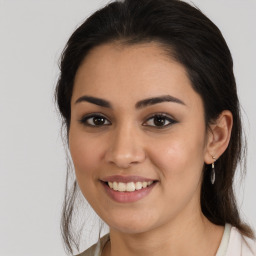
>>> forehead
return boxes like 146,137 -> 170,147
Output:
72,42 -> 202,109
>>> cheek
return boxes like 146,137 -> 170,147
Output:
147,134 -> 206,217
149,131 -> 206,183
68,130 -> 104,182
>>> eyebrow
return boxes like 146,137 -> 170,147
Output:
135,95 -> 185,109
75,95 -> 112,108
75,95 -> 185,109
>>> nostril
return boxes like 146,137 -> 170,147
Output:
104,140 -> 146,168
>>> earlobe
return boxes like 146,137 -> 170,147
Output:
204,110 -> 233,164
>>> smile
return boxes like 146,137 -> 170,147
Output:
101,176 -> 158,203
107,181 -> 154,192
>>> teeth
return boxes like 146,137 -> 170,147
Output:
113,182 -> 118,191
142,181 -> 147,188
107,181 -> 154,192
127,182 -> 136,192
118,182 -> 126,192
108,182 -> 113,189
135,182 -> 142,190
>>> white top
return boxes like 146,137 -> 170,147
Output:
77,224 -> 256,256
216,224 -> 256,256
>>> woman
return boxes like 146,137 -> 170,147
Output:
55,0 -> 256,255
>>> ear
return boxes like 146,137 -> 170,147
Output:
204,110 -> 233,164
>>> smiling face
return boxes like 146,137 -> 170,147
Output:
69,42 -> 210,234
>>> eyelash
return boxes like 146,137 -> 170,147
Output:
143,113 -> 177,128
79,113 -> 111,127
79,113 -> 177,128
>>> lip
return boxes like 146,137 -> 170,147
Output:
101,175 -> 156,183
101,177 -> 158,203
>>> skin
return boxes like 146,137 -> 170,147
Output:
69,42 -> 233,256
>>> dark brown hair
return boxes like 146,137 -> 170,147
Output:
55,0 -> 254,254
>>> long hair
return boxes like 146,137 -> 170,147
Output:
55,0 -> 254,254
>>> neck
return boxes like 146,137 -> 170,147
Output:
103,208 -> 224,256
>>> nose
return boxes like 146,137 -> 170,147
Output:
104,123 -> 146,169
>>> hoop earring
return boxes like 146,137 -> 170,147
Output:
211,156 -> 216,185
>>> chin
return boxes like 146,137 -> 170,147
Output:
104,210 -> 158,235
110,222 -> 153,234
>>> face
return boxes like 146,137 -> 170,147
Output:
69,43 -> 210,234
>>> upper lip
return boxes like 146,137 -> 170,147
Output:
101,175 -> 157,183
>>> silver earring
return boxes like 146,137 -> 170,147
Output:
211,156 -> 216,185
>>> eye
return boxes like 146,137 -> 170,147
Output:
143,114 -> 176,128
79,114 -> 111,127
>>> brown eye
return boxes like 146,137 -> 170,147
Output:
153,116 -> 167,126
143,114 -> 176,128
80,114 -> 111,127
92,116 -> 106,126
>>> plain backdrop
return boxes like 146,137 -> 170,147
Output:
0,0 -> 255,255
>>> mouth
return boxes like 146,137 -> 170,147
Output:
100,176 -> 158,203
104,180 -> 156,192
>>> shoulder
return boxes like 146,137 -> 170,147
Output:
76,234 -> 110,256
226,226 -> 256,256
76,243 -> 97,256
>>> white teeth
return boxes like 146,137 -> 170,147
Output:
142,181 -> 148,188
127,182 -> 136,192
135,182 -> 143,190
118,182 -> 126,192
113,181 -> 118,191
107,181 -> 154,192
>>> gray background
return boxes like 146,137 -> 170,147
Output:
0,0 -> 255,255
